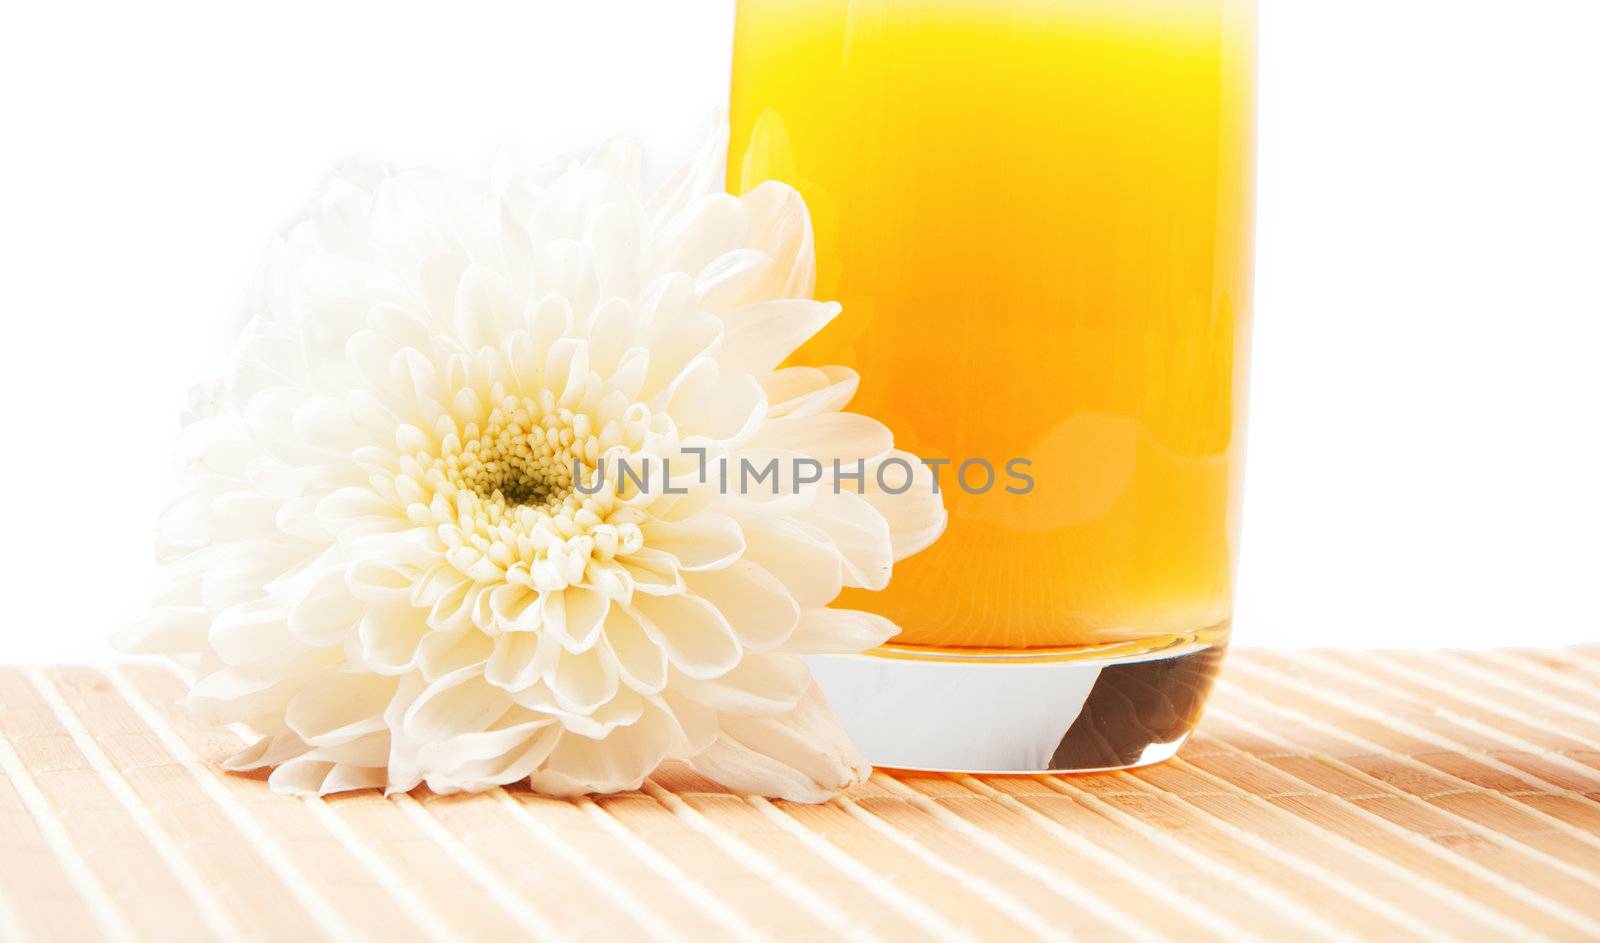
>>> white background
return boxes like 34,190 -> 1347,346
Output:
1,1 -> 1595,662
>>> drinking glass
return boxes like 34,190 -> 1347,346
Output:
728,0 -> 1255,771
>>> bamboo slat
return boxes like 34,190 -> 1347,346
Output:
1,649 -> 1596,942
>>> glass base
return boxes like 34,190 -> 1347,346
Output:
805,637 -> 1226,774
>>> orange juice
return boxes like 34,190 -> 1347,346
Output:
729,0 -> 1255,653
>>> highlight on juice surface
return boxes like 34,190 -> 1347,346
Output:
729,0 -> 1257,772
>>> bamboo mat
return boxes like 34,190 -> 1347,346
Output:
2,650 -> 1599,942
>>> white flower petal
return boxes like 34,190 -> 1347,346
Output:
713,447 -> 817,516
782,607 -> 900,655
695,248 -> 774,312
414,709 -> 555,781
403,668 -> 508,745
269,752 -> 388,797
689,684 -> 869,803
716,300 -> 839,377
643,313 -> 722,401
543,587 -> 610,653
739,519 -> 845,606
222,732 -> 309,772
860,450 -> 949,561
601,606 -> 668,695
113,607 -> 209,654
200,541 -> 308,612
547,644 -> 621,715
533,700 -> 676,795
587,202 -> 647,309
675,373 -> 767,446
287,570 -> 364,646
284,672 -> 394,746
534,239 -> 598,322
639,513 -> 746,572
585,298 -> 637,379
796,489 -> 894,591
762,365 -> 858,420
683,561 -> 799,651
750,412 -> 893,466
452,264 -> 521,352
425,724 -> 562,794
513,684 -> 644,740
677,653 -> 810,716
206,490 -> 283,543
148,544 -> 226,608
414,627 -> 493,681
616,547 -> 685,596
483,630 -> 548,692
209,598 -> 298,665
629,593 -> 741,680
346,557 -> 422,605
646,118 -> 728,228
660,193 -> 748,276
737,180 -> 817,300
315,486 -> 401,537
356,603 -> 432,674
655,689 -> 719,756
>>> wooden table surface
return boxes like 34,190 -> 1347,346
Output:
2,649 -> 1598,942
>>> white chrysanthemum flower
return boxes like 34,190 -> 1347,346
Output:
116,131 -> 945,801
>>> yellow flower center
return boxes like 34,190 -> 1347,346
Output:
440,395 -> 592,514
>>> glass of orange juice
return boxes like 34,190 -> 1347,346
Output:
729,0 -> 1255,772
